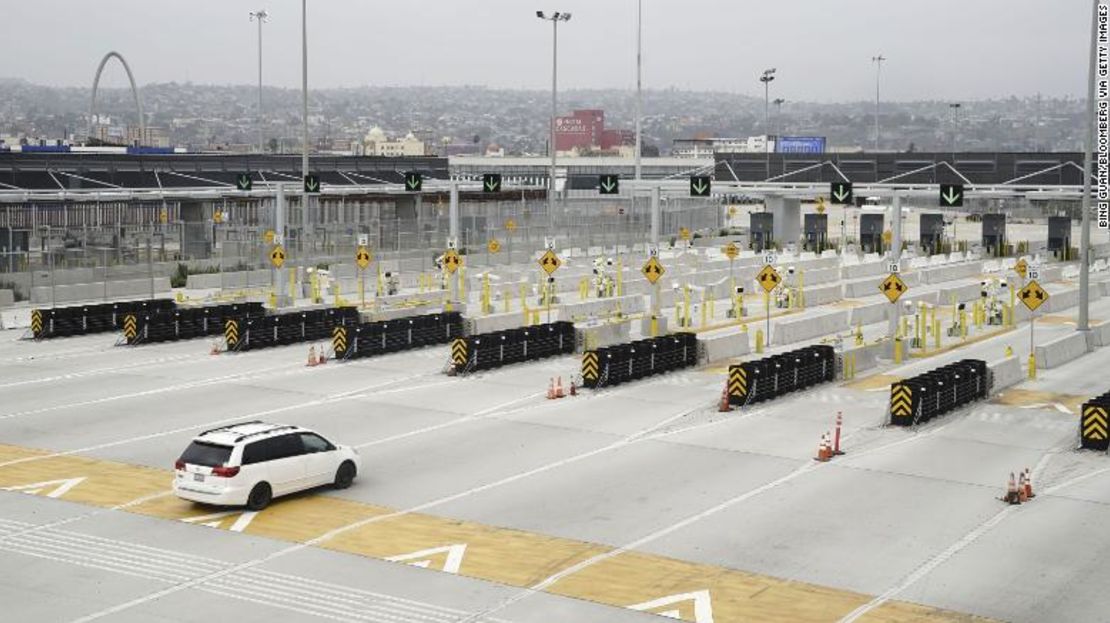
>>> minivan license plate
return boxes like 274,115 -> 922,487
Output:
193,473 -> 204,482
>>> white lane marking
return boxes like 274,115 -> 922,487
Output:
456,420 -> 959,623
3,476 -> 86,498
385,544 -> 467,574
837,451 -> 1059,622
0,352 -> 201,389
0,371 -> 439,470
0,361 -> 294,421
0,490 -> 173,544
628,589 -> 714,622
66,403 -> 707,622
180,510 -> 259,533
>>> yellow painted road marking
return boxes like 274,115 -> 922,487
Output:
845,374 -> 903,391
992,389 -> 1087,415
0,444 -> 986,622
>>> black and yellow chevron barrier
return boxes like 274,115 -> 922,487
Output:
889,383 -> 914,426
1081,403 -> 1109,452
451,338 -> 468,368
727,364 -> 748,404
225,319 -> 240,348
30,309 -> 43,339
332,326 -> 349,359
122,314 -> 139,342
581,351 -> 599,388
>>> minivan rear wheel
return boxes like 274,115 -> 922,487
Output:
246,482 -> 272,511
333,461 -> 356,489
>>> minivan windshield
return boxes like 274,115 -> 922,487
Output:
180,441 -> 233,467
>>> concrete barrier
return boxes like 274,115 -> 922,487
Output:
1087,321 -> 1110,348
918,261 -> 983,284
578,320 -> 632,352
0,289 -> 13,308
841,340 -> 890,374
699,327 -> 752,363
467,310 -> 529,334
1034,331 -> 1089,369
773,309 -> 850,345
988,356 -> 1023,392
31,278 -> 172,305
558,295 -> 645,322
840,261 -> 887,280
938,282 -> 983,305
804,283 -> 843,307
848,301 -> 891,327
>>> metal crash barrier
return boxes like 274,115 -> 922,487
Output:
31,299 -> 175,340
581,332 -> 698,389
332,312 -> 463,361
124,303 -> 266,345
727,345 -> 836,406
889,359 -> 988,426
1080,392 -> 1110,452
451,321 -> 575,375
224,307 -> 360,353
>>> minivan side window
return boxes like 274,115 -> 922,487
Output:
242,438 -> 276,465
271,433 -> 305,460
300,433 -> 335,453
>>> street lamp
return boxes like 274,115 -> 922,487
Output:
871,55 -> 885,151
760,68 -> 776,178
773,97 -> 786,137
634,0 -> 642,181
301,0 -> 309,185
249,9 -> 268,154
537,10 -> 571,233
949,103 -> 962,153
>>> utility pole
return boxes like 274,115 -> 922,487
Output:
872,55 -> 885,152
760,68 -> 776,179
250,9 -> 268,154
634,0 -> 643,182
301,0 -> 309,185
949,103 -> 962,154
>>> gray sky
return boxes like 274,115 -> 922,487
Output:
2,0 -> 1091,101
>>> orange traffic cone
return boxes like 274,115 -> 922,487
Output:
814,433 -> 830,462
1024,467 -> 1035,499
569,379 -> 578,397
718,384 -> 731,412
1017,472 -> 1029,503
307,345 -> 318,367
546,378 -> 556,400
555,376 -> 565,399
1004,472 -> 1020,505
317,344 -> 327,365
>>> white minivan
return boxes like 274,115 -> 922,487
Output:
173,421 -> 360,510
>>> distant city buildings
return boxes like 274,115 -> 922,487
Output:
352,127 -> 429,157
673,135 -> 827,158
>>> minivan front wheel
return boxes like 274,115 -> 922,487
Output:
333,461 -> 357,489
246,482 -> 272,511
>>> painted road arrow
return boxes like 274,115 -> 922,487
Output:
940,183 -> 964,207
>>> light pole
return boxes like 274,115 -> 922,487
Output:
760,68 -> 776,178
537,10 -> 571,234
773,97 -> 786,137
301,0 -> 309,185
872,55 -> 885,152
1079,0 -> 1097,332
634,0 -> 642,182
949,102 -> 961,154
249,9 -> 268,154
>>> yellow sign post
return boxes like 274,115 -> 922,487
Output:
356,246 -> 372,308
538,249 -> 562,275
1020,280 -> 1049,379
756,264 -> 780,343
270,245 -> 286,269
641,257 -> 665,285
880,273 -> 908,304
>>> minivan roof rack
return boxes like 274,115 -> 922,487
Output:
234,424 -> 298,443
198,420 -> 264,437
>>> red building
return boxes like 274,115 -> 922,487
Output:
554,109 -> 633,153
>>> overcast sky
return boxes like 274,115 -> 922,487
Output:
2,0 -> 1091,102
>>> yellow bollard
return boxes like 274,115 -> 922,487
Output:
1005,345 -> 1013,358
459,265 -> 466,300
1028,353 -> 1037,379
960,309 -> 967,340
683,284 -> 691,328
579,277 -> 589,301
503,287 -> 510,314
755,329 -> 764,354
701,289 -> 708,327
894,337 -> 904,364
616,258 -> 624,297
376,265 -> 383,297
650,315 -> 659,337
934,318 -> 941,349
1008,283 -> 1016,326
289,267 -> 297,301
797,269 -> 805,309
532,309 -> 541,326
900,315 -> 908,339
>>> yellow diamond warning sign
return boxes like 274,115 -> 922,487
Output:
355,246 -> 372,270
443,249 -> 461,274
1015,258 -> 1028,279
880,273 -> 908,304
270,245 -> 286,269
642,257 -> 665,285
1019,280 -> 1048,312
487,239 -> 501,254
539,249 -> 562,275
756,265 -> 781,293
